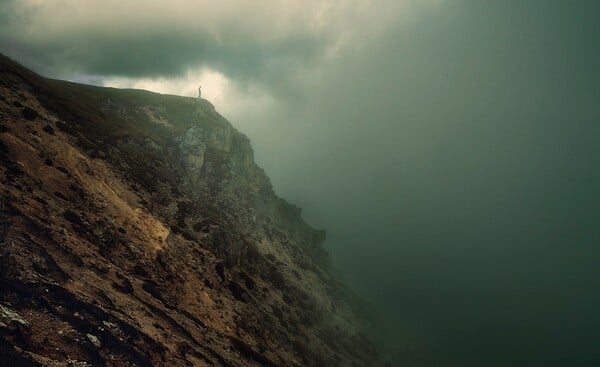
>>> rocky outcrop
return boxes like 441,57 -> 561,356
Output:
0,53 -> 379,366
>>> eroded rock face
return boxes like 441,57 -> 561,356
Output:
0,304 -> 29,330
0,54 -> 380,367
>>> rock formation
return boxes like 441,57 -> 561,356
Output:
0,53 -> 379,366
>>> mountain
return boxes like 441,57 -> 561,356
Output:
0,54 -> 379,367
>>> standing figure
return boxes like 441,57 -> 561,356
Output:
198,85 -> 202,99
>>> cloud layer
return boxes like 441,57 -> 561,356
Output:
0,0 -> 406,80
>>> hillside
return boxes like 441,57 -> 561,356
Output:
0,54 -> 379,367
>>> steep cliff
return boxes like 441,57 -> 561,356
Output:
0,54 -> 379,366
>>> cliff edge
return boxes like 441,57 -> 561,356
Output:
0,54 -> 379,367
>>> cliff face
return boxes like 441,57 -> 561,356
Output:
0,54 -> 378,367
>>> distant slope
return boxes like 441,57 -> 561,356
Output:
0,53 -> 380,366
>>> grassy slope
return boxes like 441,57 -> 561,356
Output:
0,53 -> 219,149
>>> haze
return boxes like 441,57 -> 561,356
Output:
2,1 -> 599,365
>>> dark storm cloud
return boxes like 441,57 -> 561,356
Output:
0,0 -> 349,84
0,21 -> 319,85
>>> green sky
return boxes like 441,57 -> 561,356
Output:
2,1 -> 599,365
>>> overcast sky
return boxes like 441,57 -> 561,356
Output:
2,1 -> 600,366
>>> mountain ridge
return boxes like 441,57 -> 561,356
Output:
0,53 -> 379,367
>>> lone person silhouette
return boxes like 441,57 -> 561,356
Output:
198,85 -> 202,99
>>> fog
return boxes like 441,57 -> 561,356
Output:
234,4 -> 600,364
2,1 -> 599,365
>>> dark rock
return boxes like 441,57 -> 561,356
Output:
215,262 -> 226,282
42,125 -> 55,135
63,210 -> 83,226
112,278 -> 134,294
0,338 -> 42,367
54,191 -> 68,201
0,140 -> 8,157
228,281 -> 248,302
21,107 -> 38,121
